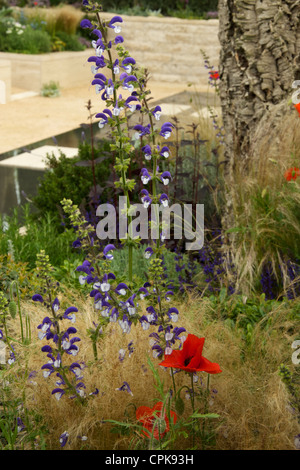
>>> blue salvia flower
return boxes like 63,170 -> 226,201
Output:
52,388 -> 65,401
161,171 -> 172,186
142,144 -> 152,160
159,122 -> 174,139
152,105 -> 162,121
108,15 -> 123,34
118,314 -> 131,334
141,168 -> 151,185
159,193 -> 169,207
144,247 -> 154,259
103,244 -> 116,260
143,195 -> 152,209
17,418 -> 25,433
116,381 -> 133,396
115,283 -> 129,296
125,96 -> 139,112
122,57 -> 136,74
59,431 -> 69,447
159,146 -> 170,158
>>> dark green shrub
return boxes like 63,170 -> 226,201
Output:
55,30 -> 85,51
33,141 -> 114,225
89,0 -> 218,16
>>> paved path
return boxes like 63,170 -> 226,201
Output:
0,79 -> 220,157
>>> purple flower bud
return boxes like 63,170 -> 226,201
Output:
80,19 -> 92,29
114,35 -> 124,44
92,29 -> 102,39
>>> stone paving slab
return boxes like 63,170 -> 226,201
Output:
0,145 -> 78,170
0,80 -> 220,161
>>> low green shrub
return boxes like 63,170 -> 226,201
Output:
32,141 -> 113,224
0,21 -> 52,53
40,80 -> 60,97
0,207 -> 78,271
54,30 -> 85,51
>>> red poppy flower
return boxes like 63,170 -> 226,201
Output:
284,167 -> 300,181
209,70 -> 219,80
294,103 -> 300,118
136,402 -> 177,440
159,334 -> 222,374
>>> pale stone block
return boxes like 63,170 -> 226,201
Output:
0,145 -> 78,170
0,59 -> 11,103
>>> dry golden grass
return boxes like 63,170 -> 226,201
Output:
2,288 -> 299,450
221,108 -> 300,296
14,6 -> 84,36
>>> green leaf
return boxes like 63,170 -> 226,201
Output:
8,301 -> 17,319
147,355 -> 165,398
219,287 -> 227,303
175,396 -> 185,416
225,226 -> 246,234
190,412 -> 219,419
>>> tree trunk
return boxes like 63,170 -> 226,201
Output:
217,0 -> 300,228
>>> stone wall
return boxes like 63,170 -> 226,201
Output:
0,50 -> 93,93
0,16 -> 220,97
106,15 -> 220,85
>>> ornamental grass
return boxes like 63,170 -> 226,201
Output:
0,289 -> 298,450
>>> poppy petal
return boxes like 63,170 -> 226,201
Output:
159,349 -> 184,369
136,406 -> 152,421
181,335 -> 205,363
194,355 -> 222,374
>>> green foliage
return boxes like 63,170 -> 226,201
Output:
0,254 -> 38,301
54,30 -> 85,51
0,386 -> 48,450
33,141 -> 112,223
0,206 -> 78,272
226,152 -> 300,296
40,80 -> 60,97
0,23 -> 52,53
278,364 -> 300,424
97,0 -> 218,18
0,6 -> 87,53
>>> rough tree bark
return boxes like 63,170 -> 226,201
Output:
217,0 -> 300,227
